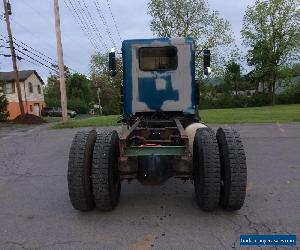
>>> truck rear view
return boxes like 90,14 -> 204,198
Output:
67,37 -> 247,212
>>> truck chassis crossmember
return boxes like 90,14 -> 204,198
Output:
118,117 -> 192,181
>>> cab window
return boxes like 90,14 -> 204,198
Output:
139,46 -> 178,71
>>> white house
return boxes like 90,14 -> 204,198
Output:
0,70 -> 45,119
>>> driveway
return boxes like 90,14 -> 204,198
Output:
0,123 -> 299,249
0,123 -> 49,140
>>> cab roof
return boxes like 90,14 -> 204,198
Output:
122,37 -> 195,48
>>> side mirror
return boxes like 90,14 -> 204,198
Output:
109,50 -> 116,77
203,49 -> 211,75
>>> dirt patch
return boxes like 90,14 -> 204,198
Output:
13,114 -> 47,125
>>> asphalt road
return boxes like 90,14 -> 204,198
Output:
0,123 -> 299,250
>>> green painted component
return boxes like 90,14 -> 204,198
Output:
124,146 -> 187,156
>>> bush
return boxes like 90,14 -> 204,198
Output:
277,80 -> 300,104
200,94 -> 245,109
199,78 -> 300,109
100,87 -> 120,115
0,95 -> 9,121
68,98 -> 90,114
247,92 -> 271,107
45,97 -> 90,114
44,97 -> 61,108
102,101 -> 120,115
200,92 -> 271,109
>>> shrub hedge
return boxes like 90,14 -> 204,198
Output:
45,97 -> 90,114
0,95 -> 9,121
200,92 -> 271,109
200,80 -> 300,109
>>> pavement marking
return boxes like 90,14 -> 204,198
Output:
276,122 -> 285,133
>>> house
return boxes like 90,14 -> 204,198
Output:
258,76 -> 300,94
0,70 -> 45,119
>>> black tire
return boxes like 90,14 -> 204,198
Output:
67,130 -> 97,211
92,131 -> 121,211
217,128 -> 247,211
193,128 -> 221,211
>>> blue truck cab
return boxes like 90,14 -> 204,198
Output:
121,38 -> 196,118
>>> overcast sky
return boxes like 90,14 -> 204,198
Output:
0,0 -> 256,80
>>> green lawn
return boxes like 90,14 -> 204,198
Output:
201,104 -> 300,124
52,104 -> 300,129
44,114 -> 92,123
43,116 -> 63,123
52,115 -> 119,129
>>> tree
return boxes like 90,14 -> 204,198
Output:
44,76 -> 60,100
242,0 -> 300,104
89,53 -> 122,115
67,73 -> 92,103
246,40 -> 272,93
44,71 -> 93,114
0,94 -> 9,121
291,64 -> 300,77
148,0 -> 234,76
224,61 -> 241,95
44,65 -> 72,104
65,73 -> 93,114
52,64 -> 72,80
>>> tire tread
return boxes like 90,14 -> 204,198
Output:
92,130 -> 120,211
68,130 -> 96,211
193,128 -> 221,211
217,128 -> 247,211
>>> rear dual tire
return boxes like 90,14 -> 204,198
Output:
92,131 -> 121,211
67,127 -> 246,212
217,128 -> 247,211
193,128 -> 221,211
193,127 -> 247,211
67,130 -> 121,212
67,130 -> 97,211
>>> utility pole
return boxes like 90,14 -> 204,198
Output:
54,0 -> 68,122
3,0 -> 25,115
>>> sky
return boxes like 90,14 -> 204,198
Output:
0,0 -> 256,80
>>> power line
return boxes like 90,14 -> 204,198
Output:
64,0 -> 99,51
1,34 -> 58,67
5,14 -> 78,70
1,34 -> 75,74
13,37 -> 58,64
17,1 -> 50,24
15,43 -> 57,68
75,0 -> 108,51
15,48 -> 59,73
1,6 -> 80,75
16,48 -> 57,72
0,53 -> 11,57
104,0 -> 122,43
71,0 -> 100,49
94,1 -> 116,49
64,0 -> 96,50
17,0 -> 75,46
65,0 -> 110,52
9,16 -> 57,52
19,56 -> 54,74
82,0 -> 109,50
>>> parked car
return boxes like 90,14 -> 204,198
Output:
41,107 -> 77,118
